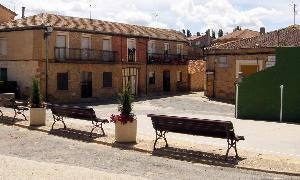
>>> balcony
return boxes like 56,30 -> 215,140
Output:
147,53 -> 188,65
54,47 -> 118,63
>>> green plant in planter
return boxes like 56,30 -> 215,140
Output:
110,85 -> 136,124
30,78 -> 44,108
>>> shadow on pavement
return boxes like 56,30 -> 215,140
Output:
0,116 -> 27,126
49,128 -> 104,142
152,147 -> 246,167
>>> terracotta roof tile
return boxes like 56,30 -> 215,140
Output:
209,25 -> 300,50
215,29 -> 260,42
0,13 -> 187,42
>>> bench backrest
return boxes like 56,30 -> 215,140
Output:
148,114 -> 235,139
51,105 -> 96,121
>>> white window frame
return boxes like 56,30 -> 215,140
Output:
55,32 -> 69,60
236,60 -> 263,78
127,38 -> 136,62
102,38 -> 112,51
148,40 -> 155,54
56,32 -> 69,48
164,43 -> 169,54
81,34 -> 92,49
176,43 -> 183,54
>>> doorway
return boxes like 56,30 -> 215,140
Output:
163,70 -> 170,92
122,68 -> 138,95
81,72 -> 92,98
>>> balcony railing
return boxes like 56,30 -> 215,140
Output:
147,53 -> 188,64
55,47 -> 118,63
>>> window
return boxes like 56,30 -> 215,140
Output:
149,71 -> 155,85
55,32 -> 69,61
176,44 -> 183,54
103,72 -> 112,88
266,56 -> 276,68
217,56 -> 228,68
57,73 -> 68,90
127,38 -> 136,62
148,40 -> 155,54
102,39 -> 112,61
0,68 -> 7,81
176,71 -> 182,82
0,39 -> 7,56
164,43 -> 169,55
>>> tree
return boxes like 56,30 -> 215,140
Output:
182,29 -> 186,36
205,29 -> 210,36
233,26 -> 242,31
186,29 -> 192,37
218,29 -> 224,37
211,30 -> 216,39
196,32 -> 201,36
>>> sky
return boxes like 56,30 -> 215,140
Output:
1,0 -> 299,35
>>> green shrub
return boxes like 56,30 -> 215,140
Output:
30,78 -> 43,108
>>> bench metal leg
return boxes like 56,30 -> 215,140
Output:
13,108 -> 27,122
225,139 -> 238,160
51,115 -> 66,130
153,130 -> 168,150
90,120 -> 106,137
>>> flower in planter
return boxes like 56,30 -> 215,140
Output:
110,85 -> 136,124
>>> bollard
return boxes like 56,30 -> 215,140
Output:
280,85 -> 284,122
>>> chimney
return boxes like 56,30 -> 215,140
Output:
22,7 -> 25,19
260,27 -> 265,34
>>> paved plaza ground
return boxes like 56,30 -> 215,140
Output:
77,92 -> 300,159
1,92 -> 300,179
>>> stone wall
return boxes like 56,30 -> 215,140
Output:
188,60 -> 205,92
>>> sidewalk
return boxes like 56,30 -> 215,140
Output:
1,115 -> 299,176
0,154 -> 146,180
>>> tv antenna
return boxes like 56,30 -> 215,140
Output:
152,11 -> 159,26
291,2 -> 298,25
89,0 -> 95,20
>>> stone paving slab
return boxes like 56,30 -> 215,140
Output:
1,115 -> 299,176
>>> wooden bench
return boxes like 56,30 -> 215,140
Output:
50,105 -> 109,136
147,114 -> 245,159
0,98 -> 29,122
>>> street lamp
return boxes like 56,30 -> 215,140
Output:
44,26 -> 53,102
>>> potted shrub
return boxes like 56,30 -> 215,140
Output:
110,85 -> 137,143
29,78 -> 46,126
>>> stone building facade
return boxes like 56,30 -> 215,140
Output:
0,13 -> 189,102
204,25 -> 300,101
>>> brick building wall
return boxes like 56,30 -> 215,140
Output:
205,48 -> 275,100
0,5 -> 16,23
0,28 -> 189,102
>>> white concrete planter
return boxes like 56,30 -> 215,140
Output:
115,119 -> 137,143
30,107 -> 46,126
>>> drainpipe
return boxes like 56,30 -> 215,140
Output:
145,37 -> 150,96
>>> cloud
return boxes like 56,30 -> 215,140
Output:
171,0 -> 279,33
1,0 -> 290,34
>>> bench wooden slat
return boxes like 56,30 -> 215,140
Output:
147,114 -> 244,160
